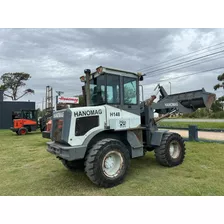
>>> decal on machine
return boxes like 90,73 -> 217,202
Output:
164,103 -> 178,107
53,112 -> 64,118
110,112 -> 120,117
74,109 -> 102,117
119,120 -> 127,128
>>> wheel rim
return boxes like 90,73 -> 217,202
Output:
102,151 -> 123,178
20,129 -> 26,135
169,140 -> 181,159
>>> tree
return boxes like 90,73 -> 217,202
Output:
211,100 -> 223,112
214,73 -> 224,90
214,72 -> 224,110
77,94 -> 85,106
217,96 -> 224,110
0,72 -> 34,100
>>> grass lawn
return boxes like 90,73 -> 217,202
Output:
0,130 -> 224,196
158,121 -> 224,129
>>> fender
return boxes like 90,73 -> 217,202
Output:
150,130 -> 169,146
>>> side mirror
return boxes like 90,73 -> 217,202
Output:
138,73 -> 146,81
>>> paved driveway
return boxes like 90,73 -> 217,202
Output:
168,129 -> 224,141
163,119 -> 224,123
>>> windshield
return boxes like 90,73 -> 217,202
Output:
21,110 -> 36,120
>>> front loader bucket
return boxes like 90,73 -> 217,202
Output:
167,88 -> 216,110
153,87 -> 216,114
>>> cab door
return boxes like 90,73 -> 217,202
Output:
121,76 -> 140,116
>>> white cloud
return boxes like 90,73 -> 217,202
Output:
0,28 -> 223,107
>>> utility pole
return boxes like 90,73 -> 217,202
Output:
46,86 -> 53,110
56,91 -> 64,96
55,90 -> 64,105
169,82 -> 171,95
42,97 -> 44,111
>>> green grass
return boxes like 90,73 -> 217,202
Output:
158,121 -> 224,129
0,130 -> 224,196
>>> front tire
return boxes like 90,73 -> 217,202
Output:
154,132 -> 186,167
18,127 -> 28,135
84,138 -> 130,188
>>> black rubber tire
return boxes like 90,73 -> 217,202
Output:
61,159 -> 84,171
18,127 -> 28,135
84,138 -> 130,188
154,132 -> 186,167
40,125 -> 46,132
24,126 -> 31,132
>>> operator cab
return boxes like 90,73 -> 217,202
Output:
12,110 -> 37,121
80,66 -> 144,114
21,110 -> 37,120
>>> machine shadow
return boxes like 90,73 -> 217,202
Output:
46,153 -> 159,191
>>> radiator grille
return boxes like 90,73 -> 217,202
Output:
52,119 -> 63,142
75,116 -> 99,136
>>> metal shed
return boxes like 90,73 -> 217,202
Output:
0,90 -> 35,129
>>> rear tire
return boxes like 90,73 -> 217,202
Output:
84,138 -> 130,188
61,159 -> 84,171
18,127 -> 28,135
154,132 -> 186,167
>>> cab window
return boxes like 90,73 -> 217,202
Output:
123,77 -> 137,105
22,111 -> 35,120
106,75 -> 120,104
90,75 -> 106,106
89,74 -> 120,106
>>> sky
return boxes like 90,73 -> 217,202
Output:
0,28 -> 224,109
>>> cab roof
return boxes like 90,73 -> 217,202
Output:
80,66 -> 143,82
94,66 -> 139,76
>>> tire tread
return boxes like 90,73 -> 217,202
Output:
84,138 -> 130,188
154,132 -> 186,167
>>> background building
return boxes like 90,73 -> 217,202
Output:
0,90 -> 35,129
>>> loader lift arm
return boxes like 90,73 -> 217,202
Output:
141,83 -> 215,150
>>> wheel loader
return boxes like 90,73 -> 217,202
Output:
46,66 -> 216,188
10,109 -> 39,135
